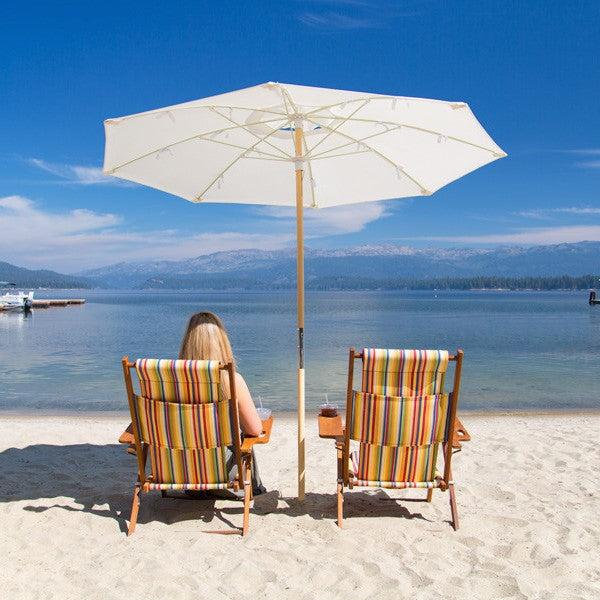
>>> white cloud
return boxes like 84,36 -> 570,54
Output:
515,206 -> 600,219
298,11 -> 379,29
0,195 -> 292,272
28,158 -> 124,185
296,0 -> 417,30
257,201 -> 391,237
414,225 -> 600,245
577,160 -> 600,169
0,195 -> 393,272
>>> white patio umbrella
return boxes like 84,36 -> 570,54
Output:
103,82 -> 505,499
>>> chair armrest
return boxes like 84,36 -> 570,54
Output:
452,417 -> 472,448
118,422 -> 134,444
241,415 -> 273,453
318,414 -> 343,439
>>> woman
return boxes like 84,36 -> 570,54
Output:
178,311 -> 265,495
179,311 -> 262,437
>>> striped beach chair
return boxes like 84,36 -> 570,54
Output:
336,348 -> 464,529
121,357 -> 272,536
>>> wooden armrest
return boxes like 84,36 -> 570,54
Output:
241,415 -> 273,453
318,414 -> 343,439
452,417 -> 472,448
118,422 -> 134,444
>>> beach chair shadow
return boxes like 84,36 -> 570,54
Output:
330,347 -> 466,530
0,442 -> 277,534
0,442 -> 134,533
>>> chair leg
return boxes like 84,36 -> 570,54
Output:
128,484 -> 141,536
426,488 -> 433,502
337,481 -> 344,528
241,461 -> 252,536
449,483 -> 459,530
242,482 -> 251,536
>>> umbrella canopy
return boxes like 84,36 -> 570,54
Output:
104,82 -> 505,207
103,82 -> 506,499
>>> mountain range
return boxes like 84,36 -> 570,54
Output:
77,241 -> 600,289
0,261 -> 93,289
2,242 -> 598,290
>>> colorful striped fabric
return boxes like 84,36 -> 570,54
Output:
135,358 -> 222,404
351,349 -> 452,488
349,392 -> 451,446
351,450 -> 442,489
361,349 -> 449,396
132,359 -> 234,490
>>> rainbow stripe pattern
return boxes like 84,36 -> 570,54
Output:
133,359 -> 235,490
350,349 -> 451,489
135,358 -> 222,404
362,349 -> 449,396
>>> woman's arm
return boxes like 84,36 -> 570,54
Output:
234,372 -> 263,437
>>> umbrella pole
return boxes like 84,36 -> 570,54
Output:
294,124 -> 305,500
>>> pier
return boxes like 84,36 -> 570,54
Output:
31,299 -> 86,308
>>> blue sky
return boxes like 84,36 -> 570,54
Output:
1,0 -> 599,273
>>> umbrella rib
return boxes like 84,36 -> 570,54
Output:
306,114 -> 504,157
196,137 -> 289,161
305,100 -> 371,158
300,94 -> 466,117
105,116 -> 292,173
307,125 -> 403,160
193,114 -> 296,201
209,106 -> 295,160
302,114 -> 429,194
110,104 -> 290,123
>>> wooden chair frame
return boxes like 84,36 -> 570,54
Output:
336,348 -> 464,530
122,356 -> 272,536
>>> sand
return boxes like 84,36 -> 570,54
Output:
0,412 -> 599,599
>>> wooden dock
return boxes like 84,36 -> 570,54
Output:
31,299 -> 86,308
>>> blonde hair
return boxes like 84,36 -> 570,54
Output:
178,312 -> 235,368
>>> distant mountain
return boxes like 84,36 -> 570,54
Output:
0,261 -> 92,289
78,241 -> 600,289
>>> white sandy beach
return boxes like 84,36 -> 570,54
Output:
0,412 -> 598,599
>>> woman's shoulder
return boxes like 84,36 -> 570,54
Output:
234,371 -> 249,387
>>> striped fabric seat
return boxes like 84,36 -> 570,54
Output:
351,349 -> 450,489
133,359 -> 235,490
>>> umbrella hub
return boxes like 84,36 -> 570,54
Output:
245,106 -> 334,139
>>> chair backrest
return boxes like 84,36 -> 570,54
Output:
123,358 -> 242,490
344,348 -> 462,488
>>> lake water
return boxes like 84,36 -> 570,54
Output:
1,289 -> 599,413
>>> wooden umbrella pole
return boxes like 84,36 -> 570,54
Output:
294,123 -> 305,500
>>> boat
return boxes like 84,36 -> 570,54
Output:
0,282 -> 34,311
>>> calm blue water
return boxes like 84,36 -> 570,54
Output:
1,289 -> 598,412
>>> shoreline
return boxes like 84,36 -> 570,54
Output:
1,407 -> 599,419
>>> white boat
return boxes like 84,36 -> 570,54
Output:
0,283 -> 34,311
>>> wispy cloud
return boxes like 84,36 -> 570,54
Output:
558,149 -> 600,169
515,206 -> 600,220
577,160 -> 600,169
28,158 -> 125,185
296,0 -> 419,31
413,225 -> 600,245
